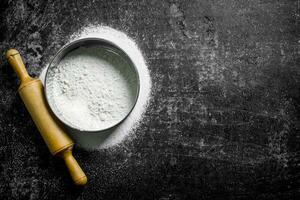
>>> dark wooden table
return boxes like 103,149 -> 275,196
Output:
0,0 -> 299,199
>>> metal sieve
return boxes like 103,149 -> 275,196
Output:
44,38 -> 140,133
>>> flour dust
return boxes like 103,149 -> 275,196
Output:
40,26 -> 152,149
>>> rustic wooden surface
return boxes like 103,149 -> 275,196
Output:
0,0 -> 299,199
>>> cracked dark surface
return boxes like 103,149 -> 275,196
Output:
0,0 -> 299,199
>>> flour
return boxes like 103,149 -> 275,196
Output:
46,46 -> 138,131
40,25 -> 152,149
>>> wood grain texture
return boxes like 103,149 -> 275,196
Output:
0,0 -> 299,199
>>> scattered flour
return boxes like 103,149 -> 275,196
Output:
40,25 -> 152,149
46,46 -> 138,131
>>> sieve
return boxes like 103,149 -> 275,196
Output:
44,38 -> 140,133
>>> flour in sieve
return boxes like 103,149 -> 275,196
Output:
46,46 -> 138,131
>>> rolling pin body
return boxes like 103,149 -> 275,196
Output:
6,49 -> 87,186
19,79 -> 73,154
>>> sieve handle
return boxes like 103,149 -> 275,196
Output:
6,49 -> 32,83
60,147 -> 88,186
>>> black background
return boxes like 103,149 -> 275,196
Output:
0,0 -> 299,199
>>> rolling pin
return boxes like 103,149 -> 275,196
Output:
6,49 -> 87,186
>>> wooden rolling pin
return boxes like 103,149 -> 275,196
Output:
6,49 -> 87,186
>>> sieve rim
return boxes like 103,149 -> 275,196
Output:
44,37 -> 140,133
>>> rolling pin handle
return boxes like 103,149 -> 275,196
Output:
60,148 -> 88,186
6,49 -> 32,83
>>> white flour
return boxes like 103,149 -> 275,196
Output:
40,26 -> 152,149
46,46 -> 138,131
